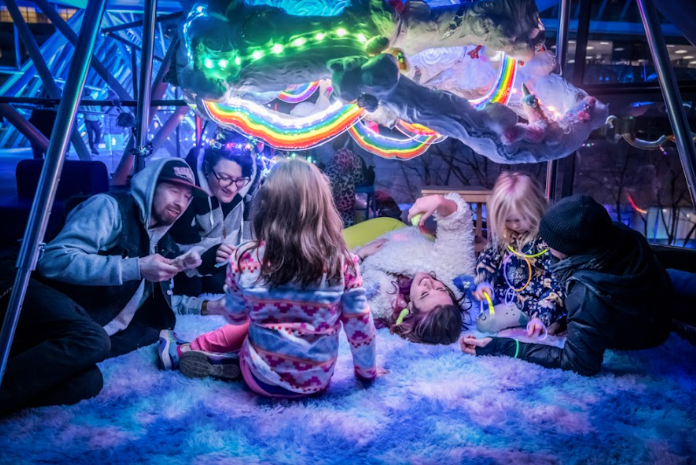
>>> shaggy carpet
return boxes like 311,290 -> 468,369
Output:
1,315 -> 695,464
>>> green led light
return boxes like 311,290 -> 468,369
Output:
315,32 -> 326,41
357,33 -> 367,43
204,58 -> 213,69
271,44 -> 284,54
234,56 -> 241,65
218,59 -> 228,68
251,50 -> 264,60
335,28 -> 348,37
291,37 -> 307,47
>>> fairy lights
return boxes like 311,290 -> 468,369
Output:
186,13 -> 373,77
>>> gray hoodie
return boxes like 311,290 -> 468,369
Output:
38,158 -> 199,335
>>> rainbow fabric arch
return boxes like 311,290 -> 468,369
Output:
199,56 -> 518,157
278,81 -> 321,103
469,55 -> 518,110
348,120 -> 442,160
202,99 -> 365,149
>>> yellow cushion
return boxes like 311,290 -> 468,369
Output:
343,217 -> 407,249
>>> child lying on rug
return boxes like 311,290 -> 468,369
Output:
158,159 -> 379,397
348,193 -> 476,345
469,172 -> 565,338
462,195 -> 673,376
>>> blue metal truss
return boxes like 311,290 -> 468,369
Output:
0,9 -> 179,151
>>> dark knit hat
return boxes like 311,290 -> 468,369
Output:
539,195 -> 614,256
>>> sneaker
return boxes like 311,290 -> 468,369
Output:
179,350 -> 241,380
157,330 -> 189,371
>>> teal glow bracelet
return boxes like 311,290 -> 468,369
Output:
513,339 -> 520,359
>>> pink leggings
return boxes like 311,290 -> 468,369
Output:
190,322 -> 249,353
189,323 -> 304,399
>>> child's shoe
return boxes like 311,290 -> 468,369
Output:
157,330 -> 189,370
179,350 -> 241,380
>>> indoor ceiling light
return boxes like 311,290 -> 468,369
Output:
586,46 -> 594,50
675,50 -> 687,54
614,47 -> 624,51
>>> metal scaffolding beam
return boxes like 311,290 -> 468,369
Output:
33,0 -> 131,101
134,0 -> 159,173
545,0 -> 570,201
4,0 -> 91,161
637,0 -> 696,206
0,0 -> 107,397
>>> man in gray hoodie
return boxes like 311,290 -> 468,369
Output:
0,158 -> 205,415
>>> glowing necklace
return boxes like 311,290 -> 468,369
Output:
502,244 -> 548,305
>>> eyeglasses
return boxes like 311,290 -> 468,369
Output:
211,170 -> 250,189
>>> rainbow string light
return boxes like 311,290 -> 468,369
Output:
203,99 -> 365,150
470,54 -> 518,110
278,81 -> 321,103
348,120 -> 441,160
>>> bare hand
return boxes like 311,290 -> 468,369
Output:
472,285 -> 493,301
527,318 -> 545,338
172,250 -> 202,271
408,195 -> 443,226
139,254 -> 180,282
216,244 -> 235,263
356,238 -> 388,261
460,335 -> 492,355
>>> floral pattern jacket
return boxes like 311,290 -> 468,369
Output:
474,235 -> 565,327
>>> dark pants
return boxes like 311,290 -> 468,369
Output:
108,295 -> 175,358
85,120 -> 101,153
174,269 -> 226,297
0,278 -> 111,417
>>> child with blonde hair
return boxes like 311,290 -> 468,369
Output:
472,172 -> 564,337
158,159 -> 378,397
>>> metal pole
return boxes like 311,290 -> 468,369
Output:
637,0 -> 696,205
557,0 -> 591,200
0,103 -> 49,152
112,36 -> 179,186
545,0 -> 572,200
0,97 -> 187,106
4,0 -> 91,161
105,32 -> 164,62
33,0 -> 131,101
0,0 -> 107,394
130,47 -> 139,100
176,88 -> 181,157
134,0 -> 158,173
13,25 -> 20,69
150,106 -> 189,151
555,0 -> 571,77
101,11 -> 182,34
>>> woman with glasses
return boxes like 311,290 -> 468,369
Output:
170,144 -> 255,298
